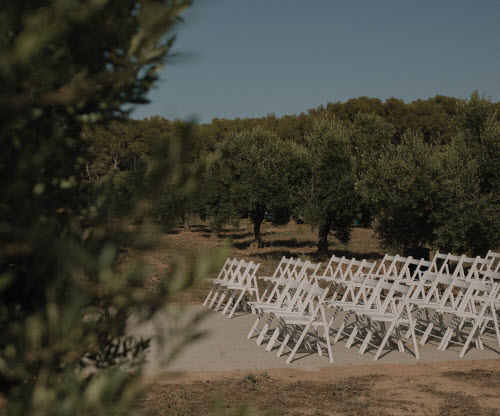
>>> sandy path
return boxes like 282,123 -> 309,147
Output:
131,305 -> 500,375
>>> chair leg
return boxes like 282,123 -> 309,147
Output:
492,307 -> 500,350
286,322 -> 312,364
209,286 -> 223,309
420,311 -> 439,345
221,290 -> 234,315
374,321 -> 397,361
359,328 -> 373,355
345,322 -> 358,349
396,325 -> 404,353
277,326 -> 295,358
320,308 -> 334,363
315,326 -> 322,356
228,290 -> 246,318
257,313 -> 275,345
203,286 -> 215,307
215,289 -> 227,311
248,310 -> 263,339
334,311 -> 351,343
265,325 -> 281,352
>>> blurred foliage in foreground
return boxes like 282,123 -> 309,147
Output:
0,1 -> 228,415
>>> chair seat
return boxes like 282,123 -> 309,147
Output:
260,276 -> 277,282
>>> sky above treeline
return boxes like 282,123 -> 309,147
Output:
132,0 -> 500,123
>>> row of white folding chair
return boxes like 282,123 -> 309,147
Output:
222,260 -> 261,318
203,258 -> 260,317
327,256 -> 427,359
269,256 -> 379,348
414,252 -> 500,357
247,259 -> 321,344
268,272 -> 418,363
252,253 -> 486,362
327,255 -> 427,341
253,254 -> 422,363
407,268 -> 500,350
342,278 -> 418,360
407,253 -> 499,345
437,280 -> 500,356
329,254 -> 461,361
248,255 -> 371,360
203,258 -> 246,308
258,278 -> 334,363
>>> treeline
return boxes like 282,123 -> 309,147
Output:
84,92 -> 500,257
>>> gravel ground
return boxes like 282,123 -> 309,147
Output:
129,305 -> 500,374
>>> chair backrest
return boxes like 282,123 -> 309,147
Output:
371,254 -> 394,277
303,260 -> 322,283
328,258 -> 376,301
263,258 -> 308,304
216,258 -> 239,282
284,258 -> 305,280
318,255 -> 346,280
429,252 -> 462,275
480,250 -> 500,275
270,256 -> 295,280
233,260 -> 259,285
454,280 -> 498,315
406,257 -> 433,282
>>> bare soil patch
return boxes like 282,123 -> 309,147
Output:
137,360 -> 500,415
119,218 -> 385,304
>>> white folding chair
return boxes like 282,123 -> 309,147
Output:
248,260 -> 321,344
220,260 -> 261,318
265,281 -> 333,363
330,255 -> 414,344
204,258 -> 243,309
438,280 -> 500,356
258,256 -> 297,302
355,280 -> 419,360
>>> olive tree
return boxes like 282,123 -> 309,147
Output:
297,118 -> 359,256
203,127 -> 306,247
359,130 -> 443,255
432,92 -> 500,255
0,2 -> 224,415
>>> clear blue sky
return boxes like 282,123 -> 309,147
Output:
132,0 -> 500,123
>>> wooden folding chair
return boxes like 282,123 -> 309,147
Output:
330,255 -> 415,344
437,280 -> 500,356
265,281 -> 334,363
218,260 -> 261,318
204,258 -> 243,308
258,256 -> 297,302
354,280 -> 419,360
248,260 -> 321,344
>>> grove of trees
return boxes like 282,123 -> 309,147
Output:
0,1 -> 225,415
3,2 -> 498,415
81,91 -> 500,257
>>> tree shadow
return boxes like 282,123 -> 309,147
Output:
325,249 -> 383,261
223,232 -> 254,241
233,237 -> 314,251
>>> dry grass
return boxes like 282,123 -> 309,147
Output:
137,368 -> 500,415
137,374 -> 388,416
118,217 -> 385,304
123,218 -> 500,416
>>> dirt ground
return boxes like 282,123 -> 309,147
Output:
138,360 -> 500,415
124,218 -> 500,415
119,217 -> 385,304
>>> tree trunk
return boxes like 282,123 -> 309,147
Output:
86,162 -> 92,180
253,217 -> 264,248
182,213 -> 191,232
317,222 -> 331,256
